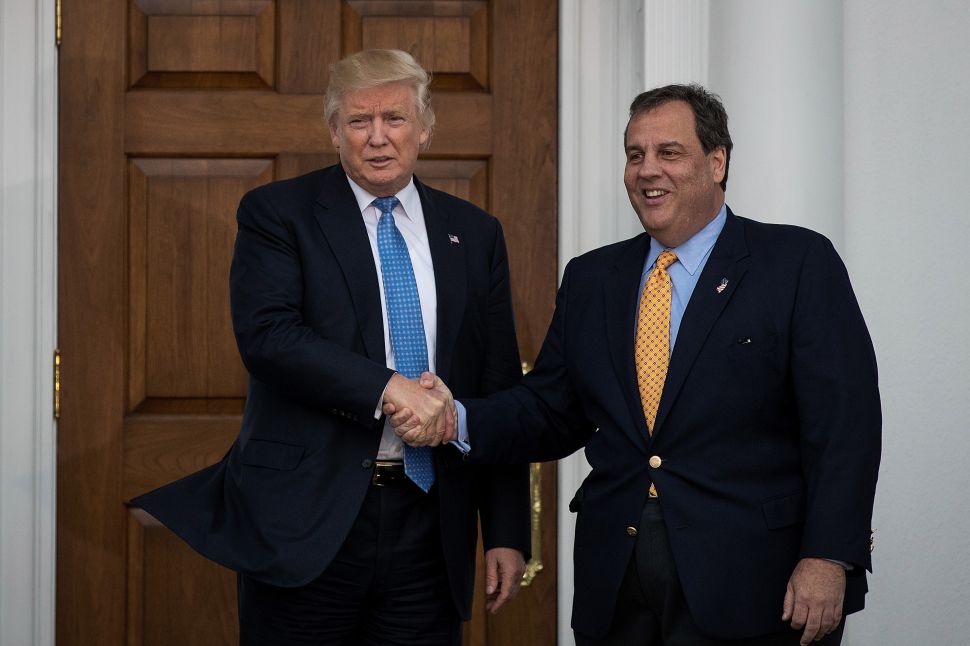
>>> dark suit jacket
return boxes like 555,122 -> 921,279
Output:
465,209 -> 881,639
133,164 -> 530,620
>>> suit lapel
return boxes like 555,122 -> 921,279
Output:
312,166 -> 386,363
416,178 -> 466,385
604,234 -> 653,443
651,210 -> 750,436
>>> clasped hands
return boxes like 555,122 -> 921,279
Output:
382,372 -> 456,447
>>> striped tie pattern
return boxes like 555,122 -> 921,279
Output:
374,196 -> 435,492
635,250 -> 678,435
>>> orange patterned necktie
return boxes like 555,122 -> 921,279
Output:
635,250 -> 678,435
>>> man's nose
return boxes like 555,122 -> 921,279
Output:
638,154 -> 661,178
368,119 -> 388,145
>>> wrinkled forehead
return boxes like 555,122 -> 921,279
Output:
338,82 -> 419,114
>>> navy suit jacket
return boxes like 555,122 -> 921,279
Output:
465,209 -> 881,639
133,164 -> 530,619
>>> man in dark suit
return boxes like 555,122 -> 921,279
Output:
133,49 -> 529,645
389,84 -> 881,645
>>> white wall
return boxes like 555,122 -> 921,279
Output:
560,1 -> 970,645
843,2 -> 970,643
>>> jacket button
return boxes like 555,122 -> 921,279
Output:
361,459 -> 373,469
649,455 -> 662,469
626,526 -> 638,537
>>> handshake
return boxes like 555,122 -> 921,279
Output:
382,372 -> 457,447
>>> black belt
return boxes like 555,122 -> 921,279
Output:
371,460 -> 408,487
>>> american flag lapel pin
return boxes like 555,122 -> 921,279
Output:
715,278 -> 729,294
448,234 -> 460,245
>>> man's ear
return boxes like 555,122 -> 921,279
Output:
710,146 -> 726,184
329,122 -> 341,150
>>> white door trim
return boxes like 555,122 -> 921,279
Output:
0,1 -> 58,644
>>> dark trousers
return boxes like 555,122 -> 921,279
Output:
575,499 -> 845,646
238,479 -> 461,646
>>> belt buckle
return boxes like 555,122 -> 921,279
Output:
372,460 -> 402,487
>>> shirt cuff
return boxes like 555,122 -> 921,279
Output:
374,375 -> 394,420
825,559 -> 853,571
449,400 -> 470,454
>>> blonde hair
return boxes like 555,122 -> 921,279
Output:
325,49 -> 435,134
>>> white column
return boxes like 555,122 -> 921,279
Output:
0,1 -> 58,645
558,2 -> 708,643
843,2 -> 970,644
707,0 -> 844,244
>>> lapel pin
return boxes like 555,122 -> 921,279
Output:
448,234 -> 460,245
715,278 -> 729,294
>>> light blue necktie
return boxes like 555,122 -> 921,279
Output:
374,196 -> 435,492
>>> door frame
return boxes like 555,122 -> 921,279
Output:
0,0 -> 58,645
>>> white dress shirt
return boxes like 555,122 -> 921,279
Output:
346,176 -> 437,459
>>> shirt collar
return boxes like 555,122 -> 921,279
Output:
644,203 -> 728,276
345,175 -> 420,222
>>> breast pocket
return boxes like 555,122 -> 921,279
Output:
724,330 -> 779,412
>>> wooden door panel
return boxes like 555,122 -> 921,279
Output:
128,510 -> 239,645
129,0 -> 275,89
60,1 -> 557,644
123,414 -> 240,501
125,91 -> 493,155
129,158 -> 268,406
348,0 -> 489,89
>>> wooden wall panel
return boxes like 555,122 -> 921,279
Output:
129,0 -> 274,88
126,91 -> 492,155
147,16 -> 258,71
127,510 -> 238,646
346,0 -> 488,89
123,414 -> 239,501
278,0 -> 342,94
128,159 -> 271,408
63,1 -> 558,644
415,159 -> 487,208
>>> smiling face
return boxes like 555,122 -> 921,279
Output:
329,82 -> 430,197
623,100 -> 726,248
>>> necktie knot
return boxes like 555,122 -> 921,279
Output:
373,196 -> 400,216
655,250 -> 678,272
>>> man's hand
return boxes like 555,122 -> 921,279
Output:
782,557 -> 846,645
382,372 -> 456,446
484,547 -> 525,614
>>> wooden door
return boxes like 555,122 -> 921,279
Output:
58,1 -> 557,644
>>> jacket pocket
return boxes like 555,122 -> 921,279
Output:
241,439 -> 305,471
762,491 -> 805,529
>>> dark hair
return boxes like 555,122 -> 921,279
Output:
626,84 -> 732,191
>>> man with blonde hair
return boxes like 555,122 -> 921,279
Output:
134,49 -> 529,645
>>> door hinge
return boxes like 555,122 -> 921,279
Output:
56,0 -> 62,47
54,349 -> 61,419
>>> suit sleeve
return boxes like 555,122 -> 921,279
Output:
475,219 -> 532,554
466,259 -> 597,466
230,190 -> 393,425
791,236 -> 881,571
